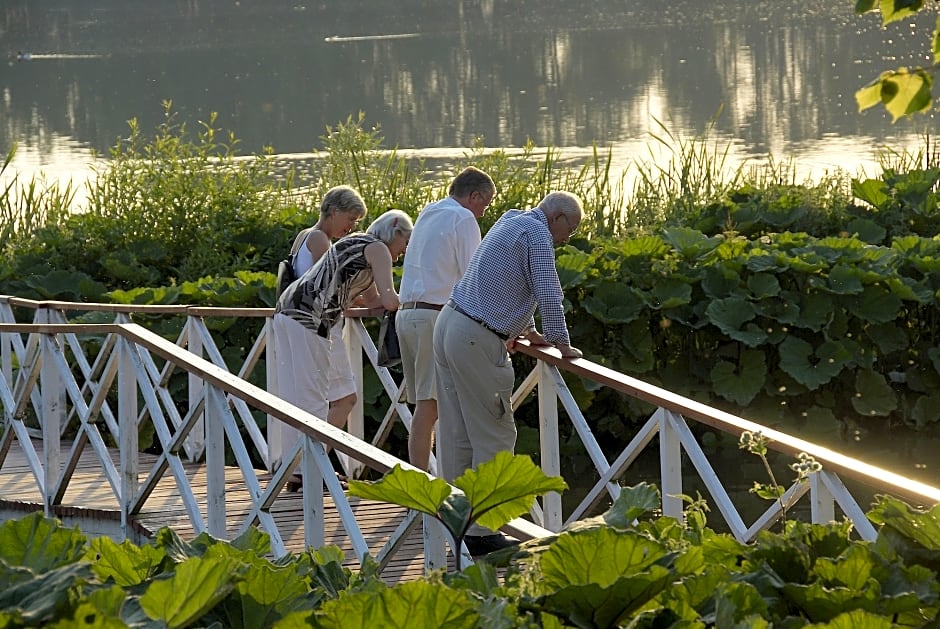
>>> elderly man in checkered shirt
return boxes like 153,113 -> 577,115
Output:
432,190 -> 584,556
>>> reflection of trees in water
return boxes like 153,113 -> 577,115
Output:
0,0 -> 930,163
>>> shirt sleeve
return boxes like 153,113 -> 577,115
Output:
528,231 -> 571,345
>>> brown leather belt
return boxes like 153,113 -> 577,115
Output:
400,301 -> 443,311
446,299 -> 509,340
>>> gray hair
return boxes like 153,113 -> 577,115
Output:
366,209 -> 414,244
449,166 -> 496,199
320,185 -> 367,218
538,191 -> 584,223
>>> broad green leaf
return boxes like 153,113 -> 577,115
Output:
538,529 -> 680,626
602,483 -> 660,529
648,278 -> 692,309
139,555 -> 244,628
555,248 -> 592,290
313,580 -> 478,629
846,217 -> 886,244
0,512 -> 87,573
813,544 -> 874,590
348,465 -> 452,517
782,581 -> 880,623
540,565 -> 675,629
868,495 -> 940,551
437,494 -> 473,541
229,526 -> 273,557
878,0 -> 926,25
912,392 -> 940,428
746,273 -> 780,299
701,264 -> 741,299
870,68 -> 934,121
540,528 -> 669,589
795,292 -> 833,331
0,562 -> 93,625
825,265 -> 864,295
711,350 -> 767,406
812,609 -> 894,629
86,536 -> 165,587
851,370 -> 897,416
661,226 -> 722,260
305,546 -> 352,599
49,602 -> 128,628
705,296 -> 767,347
864,322 -> 908,355
778,337 -> 850,390
713,581 -> 771,627
224,564 -> 316,629
619,318 -> 655,373
581,281 -> 644,324
851,178 -> 889,209
855,0 -> 877,14
455,451 -> 567,532
935,15 -> 940,63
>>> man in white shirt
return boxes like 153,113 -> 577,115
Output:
397,167 -> 496,471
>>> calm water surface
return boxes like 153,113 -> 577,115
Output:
3,0 -> 939,498
2,0 -> 936,194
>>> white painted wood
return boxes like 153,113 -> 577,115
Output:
205,385 -> 227,538
192,318 -> 268,467
343,317 -> 364,479
810,471 -> 836,525
117,337 -> 139,540
665,410 -> 748,540
184,318 -> 206,461
421,513 -> 447,572
566,411 -> 660,526
537,361 -> 562,532
658,410 -> 683,521
819,471 -> 878,540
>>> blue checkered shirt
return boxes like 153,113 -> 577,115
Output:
450,208 -> 571,345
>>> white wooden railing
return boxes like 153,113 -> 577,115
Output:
2,295 -> 940,570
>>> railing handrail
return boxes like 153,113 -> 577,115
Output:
0,295 -> 375,320
4,295 -> 940,548
514,340 -> 940,506
0,319 -> 548,545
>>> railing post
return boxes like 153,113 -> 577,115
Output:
205,385 -> 227,538
264,316 -> 277,471
343,317 -> 364,479
185,315 -> 206,462
809,472 -> 835,524
423,514 -> 447,572
1,300 -> 11,387
118,337 -> 139,540
659,410 -> 684,521
537,361 -> 563,531
302,436 -> 326,550
38,314 -> 63,516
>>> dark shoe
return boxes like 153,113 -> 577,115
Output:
464,534 -> 518,556
286,473 -> 303,492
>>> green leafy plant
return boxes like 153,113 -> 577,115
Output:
739,430 -> 823,528
348,451 -> 567,571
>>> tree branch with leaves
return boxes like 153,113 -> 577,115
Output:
855,0 -> 940,120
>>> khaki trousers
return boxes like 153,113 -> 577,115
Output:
433,305 -> 516,536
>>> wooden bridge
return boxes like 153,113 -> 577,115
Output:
2,295 -> 940,583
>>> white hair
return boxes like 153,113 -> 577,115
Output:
366,209 -> 414,244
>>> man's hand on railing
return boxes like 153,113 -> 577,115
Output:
555,343 -> 583,359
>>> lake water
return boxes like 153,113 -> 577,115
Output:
2,0 -> 937,203
3,1 -> 939,501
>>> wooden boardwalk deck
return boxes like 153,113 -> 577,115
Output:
0,440 -> 431,583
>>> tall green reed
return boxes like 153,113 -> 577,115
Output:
1,144 -> 75,254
